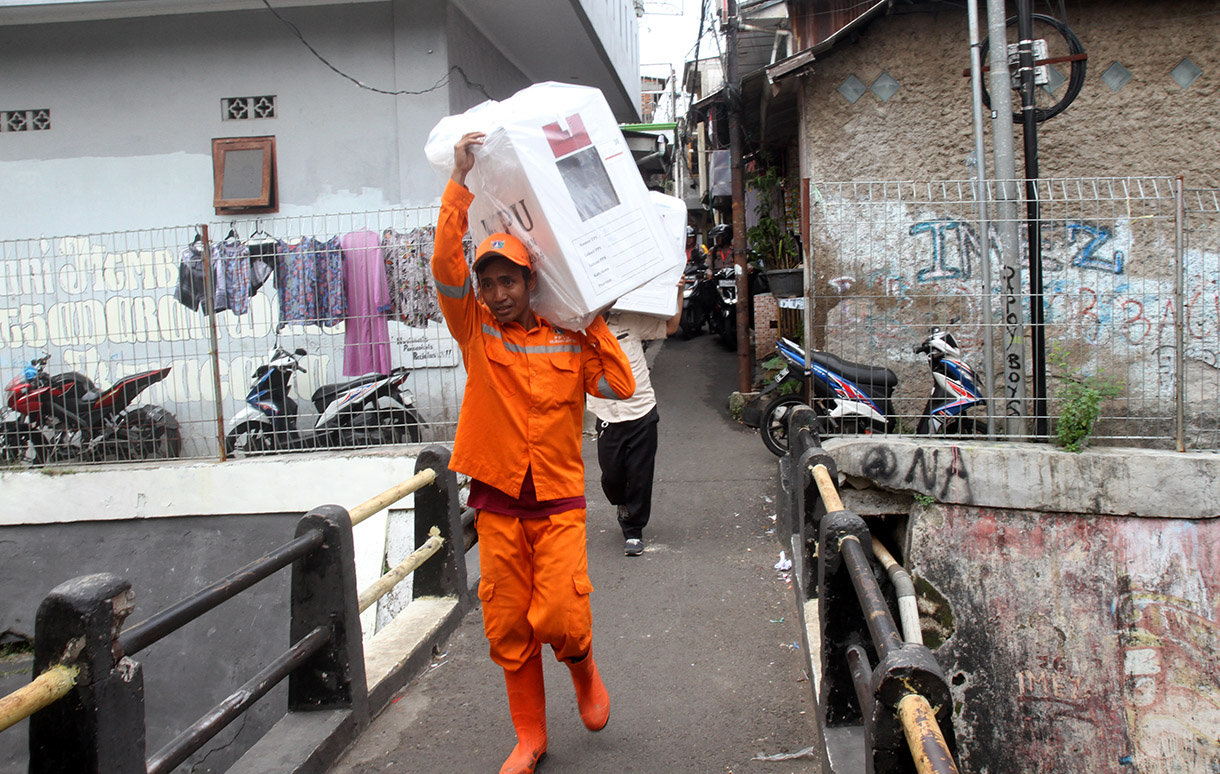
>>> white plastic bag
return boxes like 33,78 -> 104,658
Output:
425,82 -> 673,330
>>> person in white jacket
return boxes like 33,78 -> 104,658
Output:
587,282 -> 684,556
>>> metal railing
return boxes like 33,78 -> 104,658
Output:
0,444 -> 474,773
801,176 -> 1220,449
776,405 -> 960,774
0,208 -> 472,467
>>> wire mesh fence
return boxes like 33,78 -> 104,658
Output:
804,176 -> 1219,449
0,206 -> 468,466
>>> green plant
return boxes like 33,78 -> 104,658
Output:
913,493 -> 936,506
1048,345 -> 1123,452
747,167 -> 801,270
760,355 -> 802,396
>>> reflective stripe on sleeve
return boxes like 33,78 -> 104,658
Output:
435,277 -> 470,299
597,376 -> 623,400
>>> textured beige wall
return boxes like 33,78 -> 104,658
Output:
792,2 -> 1220,442
800,1 -> 1220,185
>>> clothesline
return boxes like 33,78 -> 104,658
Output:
174,226 -> 463,376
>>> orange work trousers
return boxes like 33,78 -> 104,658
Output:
476,507 -> 594,671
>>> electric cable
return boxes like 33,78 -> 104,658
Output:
259,0 -> 492,99
979,12 -> 1086,123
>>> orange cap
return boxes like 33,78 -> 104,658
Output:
474,233 -> 531,273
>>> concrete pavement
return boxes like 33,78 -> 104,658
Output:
330,332 -> 820,774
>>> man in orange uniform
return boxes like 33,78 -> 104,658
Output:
432,132 -> 636,774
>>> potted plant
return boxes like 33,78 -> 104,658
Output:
746,167 -> 803,297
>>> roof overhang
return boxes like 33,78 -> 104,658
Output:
692,50 -> 805,152
0,0 -> 641,121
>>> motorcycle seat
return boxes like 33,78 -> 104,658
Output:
311,372 -> 392,413
777,339 -> 898,394
811,351 -> 899,394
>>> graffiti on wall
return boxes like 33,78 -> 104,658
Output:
815,196 -> 1220,418
859,442 -> 974,503
912,504 -> 1220,773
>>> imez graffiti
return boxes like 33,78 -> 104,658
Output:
907,218 -> 1125,284
823,213 -> 1220,369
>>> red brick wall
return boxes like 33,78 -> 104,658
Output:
753,292 -> 779,361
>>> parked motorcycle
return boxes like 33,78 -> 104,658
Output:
757,329 -> 988,456
710,264 -> 770,351
225,347 -> 423,457
1,354 -> 182,464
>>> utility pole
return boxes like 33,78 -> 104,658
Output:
726,0 -> 751,392
1016,0 -> 1048,436
966,0 -> 996,439
985,0 -> 1026,436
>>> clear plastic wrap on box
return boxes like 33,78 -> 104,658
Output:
610,191 -> 686,318
425,82 -> 672,330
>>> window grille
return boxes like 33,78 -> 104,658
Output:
222,96 -> 276,121
2,109 -> 50,132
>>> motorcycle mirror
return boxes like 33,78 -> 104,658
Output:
294,348 -> 307,356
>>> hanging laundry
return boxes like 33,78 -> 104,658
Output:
275,237 -> 319,325
175,239 -> 209,311
314,235 -> 347,327
382,226 -> 443,328
274,236 -> 347,327
246,232 -> 277,295
340,228 -> 392,376
212,237 -> 251,315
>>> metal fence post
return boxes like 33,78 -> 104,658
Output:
411,445 -> 467,600
288,505 -> 369,725
29,573 -> 146,774
1174,176 -> 1186,452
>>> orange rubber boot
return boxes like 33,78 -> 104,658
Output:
566,652 -> 610,731
501,655 -> 548,774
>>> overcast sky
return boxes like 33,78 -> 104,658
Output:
638,0 -> 712,81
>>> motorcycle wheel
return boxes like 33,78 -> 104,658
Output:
917,412 -> 985,437
225,421 -> 277,458
120,406 -> 182,460
761,395 -> 807,457
393,407 -> 423,443
0,419 -> 42,466
679,306 -> 700,339
719,314 -> 737,351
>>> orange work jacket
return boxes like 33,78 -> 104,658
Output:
431,180 -> 636,500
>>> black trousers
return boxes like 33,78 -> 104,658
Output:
595,406 -> 660,540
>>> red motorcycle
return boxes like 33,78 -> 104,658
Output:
2,354 -> 182,464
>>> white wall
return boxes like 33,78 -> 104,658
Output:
0,4 -> 420,239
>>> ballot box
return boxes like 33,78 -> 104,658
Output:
426,82 -> 672,330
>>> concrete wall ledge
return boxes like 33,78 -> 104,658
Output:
364,595 -> 467,717
227,708 -> 356,774
825,437 -> 1220,519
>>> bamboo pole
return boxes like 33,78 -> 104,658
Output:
357,527 -> 444,613
898,693 -> 961,774
0,664 -> 78,733
810,463 -> 843,512
349,468 -> 438,527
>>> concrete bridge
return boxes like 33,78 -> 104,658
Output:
3,334 -> 1218,773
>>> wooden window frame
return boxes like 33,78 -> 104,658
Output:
212,135 -> 278,214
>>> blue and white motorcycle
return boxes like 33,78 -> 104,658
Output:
225,347 -> 423,457
757,328 -> 988,456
